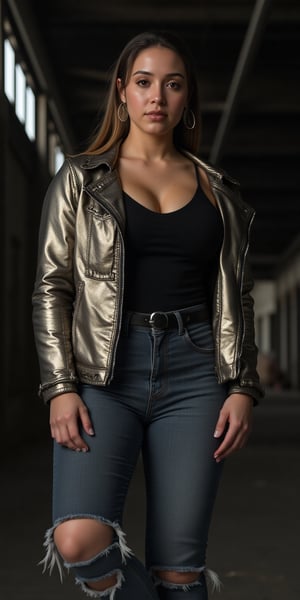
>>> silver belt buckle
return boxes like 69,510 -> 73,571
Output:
149,312 -> 169,329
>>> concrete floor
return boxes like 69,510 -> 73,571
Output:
2,390 -> 300,600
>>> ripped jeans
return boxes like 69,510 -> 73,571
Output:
41,306 -> 228,598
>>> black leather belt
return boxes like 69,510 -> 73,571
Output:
127,307 -> 209,330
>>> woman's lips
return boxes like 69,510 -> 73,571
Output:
146,112 -> 167,120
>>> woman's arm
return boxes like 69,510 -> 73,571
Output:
213,393 -> 253,462
32,160 -> 78,403
213,259 -> 263,460
227,260 -> 264,403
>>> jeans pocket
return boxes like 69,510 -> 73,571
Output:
183,321 -> 215,353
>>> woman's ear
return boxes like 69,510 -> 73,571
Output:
116,78 -> 126,103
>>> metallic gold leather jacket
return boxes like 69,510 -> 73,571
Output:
32,146 -> 264,403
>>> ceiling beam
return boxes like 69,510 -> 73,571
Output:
209,0 -> 273,165
44,1 -> 300,24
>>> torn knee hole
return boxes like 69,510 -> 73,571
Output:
155,570 -> 201,585
76,569 -> 124,598
67,544 -> 125,599
88,574 -> 118,588
39,516 -> 133,585
152,566 -> 222,593
54,518 -> 114,563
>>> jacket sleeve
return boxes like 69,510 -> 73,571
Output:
32,160 -> 79,403
227,260 -> 265,404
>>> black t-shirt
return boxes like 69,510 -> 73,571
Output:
123,171 -> 223,313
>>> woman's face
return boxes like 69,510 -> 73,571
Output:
117,46 -> 189,137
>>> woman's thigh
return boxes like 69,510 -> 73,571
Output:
143,321 -> 228,569
52,382 -> 144,525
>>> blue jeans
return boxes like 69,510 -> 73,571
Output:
41,306 -> 228,598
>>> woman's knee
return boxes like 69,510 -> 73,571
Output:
54,518 -> 114,563
155,570 -> 201,585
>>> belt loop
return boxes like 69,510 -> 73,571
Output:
173,310 -> 184,335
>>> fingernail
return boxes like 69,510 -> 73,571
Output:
214,430 -> 220,438
82,448 -> 88,453
88,429 -> 95,436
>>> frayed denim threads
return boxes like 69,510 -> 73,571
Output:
39,515 -> 132,599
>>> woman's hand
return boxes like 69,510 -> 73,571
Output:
49,392 -> 94,452
213,393 -> 253,462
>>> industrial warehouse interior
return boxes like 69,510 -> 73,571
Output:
0,1 -> 299,599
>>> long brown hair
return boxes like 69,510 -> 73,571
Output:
83,31 -> 202,157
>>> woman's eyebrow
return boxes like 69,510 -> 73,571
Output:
132,69 -> 185,78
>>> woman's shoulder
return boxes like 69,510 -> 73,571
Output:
182,149 -> 240,188
183,150 -> 256,217
66,146 -> 119,173
51,150 -> 116,194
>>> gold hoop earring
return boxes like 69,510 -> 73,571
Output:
183,107 -> 195,130
117,102 -> 129,123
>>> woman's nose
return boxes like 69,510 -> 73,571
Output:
151,85 -> 166,104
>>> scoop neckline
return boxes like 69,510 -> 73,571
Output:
122,188 -> 199,216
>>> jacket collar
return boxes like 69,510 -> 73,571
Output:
79,143 -> 251,236
76,144 -> 119,171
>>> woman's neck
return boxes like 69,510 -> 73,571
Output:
120,130 -> 178,163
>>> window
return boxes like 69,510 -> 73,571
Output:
54,146 -> 65,173
15,63 -> 26,123
25,87 -> 36,141
3,18 -> 65,171
4,38 -> 15,102
48,130 -> 65,175
4,36 -> 36,142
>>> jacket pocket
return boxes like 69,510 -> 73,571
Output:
85,206 -> 116,280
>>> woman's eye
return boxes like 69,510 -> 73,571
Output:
167,81 -> 181,90
136,79 -> 149,87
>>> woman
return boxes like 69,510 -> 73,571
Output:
32,30 -> 263,600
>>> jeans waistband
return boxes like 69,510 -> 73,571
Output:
125,306 -> 210,331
